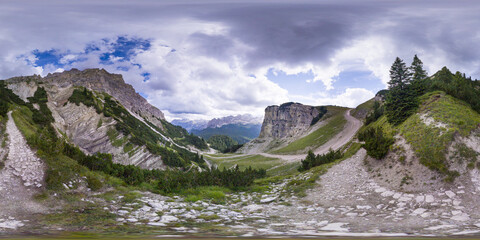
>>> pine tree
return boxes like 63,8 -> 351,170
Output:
409,55 -> 428,96
388,57 -> 410,90
385,57 -> 418,125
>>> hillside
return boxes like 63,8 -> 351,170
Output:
192,123 -> 261,144
360,91 -> 480,190
3,69 -> 209,169
240,104 -> 348,154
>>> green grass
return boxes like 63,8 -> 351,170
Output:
398,91 -> 480,181
272,107 -> 348,154
351,97 -> 375,119
179,186 -> 230,204
267,162 -> 301,176
207,154 -> 282,172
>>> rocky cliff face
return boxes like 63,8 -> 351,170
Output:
4,69 -> 170,169
6,69 -> 165,129
259,102 -> 320,139
44,68 -> 165,129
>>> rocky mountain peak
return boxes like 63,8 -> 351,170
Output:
259,102 -> 321,139
43,68 -> 165,127
206,114 -> 262,129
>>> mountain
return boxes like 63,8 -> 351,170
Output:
206,114 -> 262,129
173,114 -> 262,132
240,102 -> 333,153
1,69 -> 207,170
192,123 -> 261,144
171,119 -> 208,132
173,114 -> 263,144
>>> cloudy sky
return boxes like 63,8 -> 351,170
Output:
1,0 -> 479,120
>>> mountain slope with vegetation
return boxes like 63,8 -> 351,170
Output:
192,123 -> 261,144
358,55 -> 480,187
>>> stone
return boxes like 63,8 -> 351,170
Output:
415,196 -> 425,203
393,193 -> 402,199
381,191 -> 395,197
412,208 -> 427,215
445,191 -> 456,198
425,195 -> 435,203
320,222 -> 349,232
451,213 -> 470,221
160,215 -> 179,223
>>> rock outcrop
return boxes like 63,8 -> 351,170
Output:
4,69 -> 168,169
43,68 -> 165,129
259,102 -> 320,139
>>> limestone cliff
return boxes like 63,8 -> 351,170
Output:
259,102 -> 321,139
240,102 -> 325,153
43,68 -> 165,129
2,69 -> 181,170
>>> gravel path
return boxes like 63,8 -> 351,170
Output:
0,111 -> 45,230
258,109 -> 362,162
261,149 -> 480,236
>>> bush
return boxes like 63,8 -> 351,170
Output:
298,149 -> 343,172
359,126 -> 394,159
86,174 -> 103,191
365,101 -> 384,125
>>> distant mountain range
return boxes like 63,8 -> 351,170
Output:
172,114 -> 263,144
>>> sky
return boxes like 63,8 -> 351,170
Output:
1,0 -> 479,121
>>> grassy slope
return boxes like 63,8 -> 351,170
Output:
351,97 -> 375,119
364,91 -> 480,180
398,91 -> 480,179
206,154 -> 287,174
271,106 -> 348,154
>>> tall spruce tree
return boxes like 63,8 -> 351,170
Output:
385,57 -> 418,125
388,57 -> 411,89
409,55 -> 428,96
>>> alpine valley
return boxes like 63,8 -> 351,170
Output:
1,55 -> 480,238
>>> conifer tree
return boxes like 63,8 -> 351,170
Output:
409,55 -> 428,96
385,57 -> 418,125
388,57 -> 410,89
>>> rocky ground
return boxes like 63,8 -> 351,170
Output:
0,112 -> 46,231
56,148 -> 480,237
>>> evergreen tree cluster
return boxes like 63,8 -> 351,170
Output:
365,101 -> 384,125
385,55 -> 427,126
384,55 -> 480,126
207,135 -> 238,152
222,144 -> 244,153
428,67 -> 480,113
157,166 -> 266,193
358,126 -> 394,159
298,149 -> 343,172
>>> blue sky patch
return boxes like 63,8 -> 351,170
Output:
32,49 -> 66,68
141,72 -> 151,82
99,36 -> 151,64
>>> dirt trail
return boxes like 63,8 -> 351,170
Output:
258,109 -> 362,162
0,111 -> 46,229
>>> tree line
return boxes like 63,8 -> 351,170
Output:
298,149 -> 343,172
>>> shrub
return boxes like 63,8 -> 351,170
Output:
298,149 -> 343,172
86,174 -> 103,191
359,126 -> 394,159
